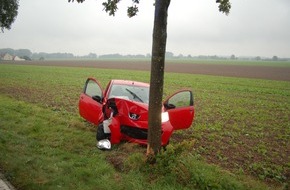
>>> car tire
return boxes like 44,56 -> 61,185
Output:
96,123 -> 111,141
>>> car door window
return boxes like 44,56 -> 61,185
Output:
85,79 -> 102,98
164,90 -> 194,130
167,90 -> 193,108
79,78 -> 104,125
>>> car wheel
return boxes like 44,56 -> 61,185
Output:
96,123 -> 111,141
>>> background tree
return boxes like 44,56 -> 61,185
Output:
69,0 -> 231,162
272,55 -> 278,61
0,0 -> 19,32
165,51 -> 174,58
255,56 -> 261,61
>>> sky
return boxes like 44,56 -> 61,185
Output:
1,0 -> 290,58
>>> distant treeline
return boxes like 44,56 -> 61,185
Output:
1,48 -> 289,61
0,48 -> 77,60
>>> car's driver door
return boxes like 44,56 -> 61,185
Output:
163,90 -> 194,130
79,78 -> 104,125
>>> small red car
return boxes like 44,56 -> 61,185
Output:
79,78 -> 194,147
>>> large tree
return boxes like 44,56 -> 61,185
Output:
145,0 -> 230,163
146,0 -> 170,162
69,0 -> 231,162
0,0 -> 19,32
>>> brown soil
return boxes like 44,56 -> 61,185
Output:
4,60 -> 290,81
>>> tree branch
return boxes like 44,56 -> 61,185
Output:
68,0 -> 140,17
216,0 -> 231,15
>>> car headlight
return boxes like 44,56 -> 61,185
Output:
129,112 -> 140,120
161,112 -> 169,123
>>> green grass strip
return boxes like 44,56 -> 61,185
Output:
0,95 -> 120,190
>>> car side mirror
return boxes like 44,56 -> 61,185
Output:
92,95 -> 102,103
164,103 -> 176,110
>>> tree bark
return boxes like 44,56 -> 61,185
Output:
147,0 -> 170,163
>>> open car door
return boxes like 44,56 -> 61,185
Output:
163,90 -> 194,130
79,78 -> 104,125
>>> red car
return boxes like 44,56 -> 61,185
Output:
79,78 -> 194,147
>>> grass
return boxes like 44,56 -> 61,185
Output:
0,63 -> 289,189
0,96 -> 266,190
0,96 -> 118,190
166,59 -> 290,67
82,57 -> 290,67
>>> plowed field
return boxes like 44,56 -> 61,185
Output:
4,60 -> 290,81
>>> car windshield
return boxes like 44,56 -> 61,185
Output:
108,84 -> 149,104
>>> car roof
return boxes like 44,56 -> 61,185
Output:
111,79 -> 149,87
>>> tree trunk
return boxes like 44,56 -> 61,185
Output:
147,0 -> 170,163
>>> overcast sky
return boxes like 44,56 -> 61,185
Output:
1,0 -> 290,57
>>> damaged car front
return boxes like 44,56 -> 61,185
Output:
79,78 -> 194,150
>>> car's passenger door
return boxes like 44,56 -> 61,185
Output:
163,90 -> 194,130
79,78 -> 104,125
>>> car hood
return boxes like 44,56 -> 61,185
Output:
112,97 -> 149,122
